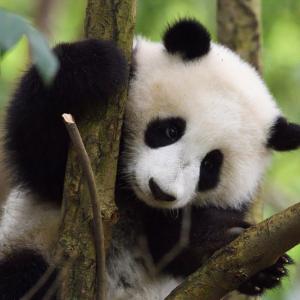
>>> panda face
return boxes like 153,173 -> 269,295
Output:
122,23 -> 281,210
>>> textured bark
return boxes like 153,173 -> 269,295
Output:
217,2 -> 262,299
165,202 -> 300,300
56,1 -> 136,299
217,0 -> 262,72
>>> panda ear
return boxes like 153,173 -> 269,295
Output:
267,117 -> 300,151
163,19 -> 211,61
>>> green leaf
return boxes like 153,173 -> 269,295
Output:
26,27 -> 59,84
0,9 -> 59,83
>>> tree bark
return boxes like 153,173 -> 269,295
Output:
55,1 -> 136,299
217,0 -> 262,72
217,2 -> 262,299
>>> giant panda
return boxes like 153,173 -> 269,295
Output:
0,19 -> 299,299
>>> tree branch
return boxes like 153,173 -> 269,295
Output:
62,114 -> 106,300
165,202 -> 300,300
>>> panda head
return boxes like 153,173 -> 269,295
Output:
123,19 -> 300,210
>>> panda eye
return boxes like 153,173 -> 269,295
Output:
145,117 -> 186,148
166,126 -> 178,141
198,149 -> 223,191
202,156 -> 215,171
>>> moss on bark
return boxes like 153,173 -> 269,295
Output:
56,1 -> 136,299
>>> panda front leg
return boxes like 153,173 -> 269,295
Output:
200,215 -> 293,296
146,206 -> 293,297
189,208 -> 293,296
198,214 -> 293,296
4,39 -> 128,204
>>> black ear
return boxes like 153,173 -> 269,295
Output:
163,19 -> 211,61
267,117 -> 300,151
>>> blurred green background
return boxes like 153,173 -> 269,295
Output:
0,1 -> 299,299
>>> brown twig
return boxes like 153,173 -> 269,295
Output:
62,113 -> 106,300
21,249 -> 65,300
42,253 -> 77,300
165,202 -> 300,300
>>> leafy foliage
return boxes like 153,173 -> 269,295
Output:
0,9 -> 58,83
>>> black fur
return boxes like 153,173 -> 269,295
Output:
198,149 -> 223,191
141,205 -> 249,277
144,117 -> 186,149
4,39 -> 128,204
238,254 -> 293,296
163,19 -> 211,60
116,151 -> 292,297
3,33 -> 294,298
141,203 -> 293,296
267,116 -> 300,151
0,249 -> 57,299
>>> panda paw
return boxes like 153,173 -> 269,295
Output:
237,254 -> 293,296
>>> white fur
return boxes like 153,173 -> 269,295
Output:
107,245 -> 181,299
0,189 -> 180,299
0,34 -> 285,300
124,38 -> 281,209
0,188 -> 60,260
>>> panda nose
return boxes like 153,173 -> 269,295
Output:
149,178 -> 176,202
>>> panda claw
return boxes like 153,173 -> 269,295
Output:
277,268 -> 285,275
254,286 -> 261,293
278,254 -> 293,265
280,256 -> 289,264
238,253 -> 293,296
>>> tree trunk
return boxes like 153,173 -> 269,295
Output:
55,1 -> 136,299
217,1 -> 262,299
217,0 -> 262,72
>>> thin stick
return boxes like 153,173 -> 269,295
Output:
62,113 -> 106,300
21,264 -> 57,300
21,249 -> 65,300
42,253 -> 77,300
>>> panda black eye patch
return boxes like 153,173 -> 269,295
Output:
198,149 -> 223,191
145,117 -> 186,148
